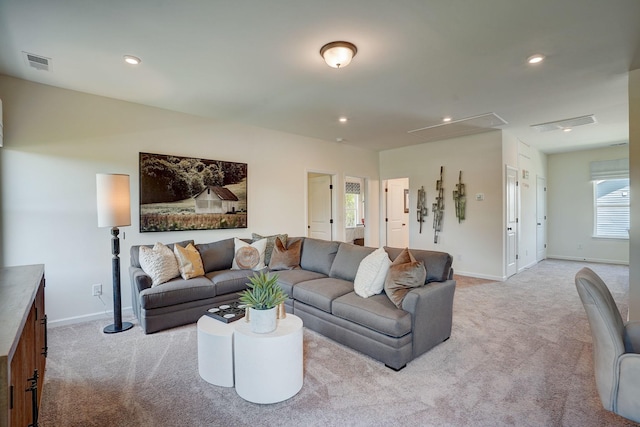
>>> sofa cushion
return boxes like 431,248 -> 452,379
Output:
207,269 -> 257,295
300,238 -> 340,275
329,243 -> 375,282
384,248 -> 427,308
131,240 -> 194,268
232,238 -> 267,270
332,292 -> 412,338
139,243 -> 180,287
252,233 -> 287,266
384,246 -> 452,283
139,276 -> 215,310
269,238 -> 302,271
273,269 -> 327,296
354,247 -> 392,298
292,277 -> 353,313
196,238 -> 235,272
174,243 -> 205,280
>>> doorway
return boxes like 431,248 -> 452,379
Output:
385,178 -> 409,248
307,173 -> 334,240
536,176 -> 547,261
345,176 -> 366,245
505,166 -> 518,278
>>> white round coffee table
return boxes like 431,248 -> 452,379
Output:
233,314 -> 303,404
197,315 -> 235,387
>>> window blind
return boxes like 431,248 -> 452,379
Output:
590,158 -> 629,180
345,182 -> 361,194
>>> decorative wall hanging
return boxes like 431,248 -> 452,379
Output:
417,186 -> 428,233
139,152 -> 247,232
453,170 -> 466,223
432,166 -> 444,243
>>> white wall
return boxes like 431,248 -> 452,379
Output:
516,139 -> 547,270
547,145 -> 629,264
0,75 -> 380,325
380,131 -> 505,279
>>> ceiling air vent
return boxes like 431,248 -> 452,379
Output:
22,52 -> 51,71
530,114 -> 596,132
408,112 -> 508,142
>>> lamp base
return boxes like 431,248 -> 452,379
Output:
103,321 -> 134,334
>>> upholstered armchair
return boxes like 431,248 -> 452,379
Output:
575,267 -> 640,423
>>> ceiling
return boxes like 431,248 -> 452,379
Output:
1,0 -> 639,153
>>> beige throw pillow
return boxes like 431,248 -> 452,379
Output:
174,243 -> 205,280
269,238 -> 302,271
354,247 -> 391,298
139,242 -> 180,287
384,248 -> 427,308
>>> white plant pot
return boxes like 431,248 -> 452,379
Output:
249,307 -> 277,334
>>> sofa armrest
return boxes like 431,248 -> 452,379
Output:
130,266 -> 152,293
402,279 -> 456,358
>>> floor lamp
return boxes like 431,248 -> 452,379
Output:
96,173 -> 134,334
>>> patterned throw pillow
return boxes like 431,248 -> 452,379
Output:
174,243 -> 205,280
139,242 -> 180,287
269,238 -> 302,271
252,233 -> 288,266
232,238 -> 267,270
384,248 -> 427,308
354,247 -> 391,298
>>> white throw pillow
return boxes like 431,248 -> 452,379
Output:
139,242 -> 180,287
354,247 -> 391,298
231,238 -> 267,271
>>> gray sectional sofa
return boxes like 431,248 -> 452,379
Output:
129,237 -> 456,370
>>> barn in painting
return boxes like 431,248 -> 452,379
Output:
194,186 -> 239,214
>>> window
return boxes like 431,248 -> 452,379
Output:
345,193 -> 359,227
590,158 -> 629,239
345,181 -> 361,228
594,178 -> 629,238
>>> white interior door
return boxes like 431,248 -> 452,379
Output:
536,176 -> 547,261
308,174 -> 333,240
506,167 -> 518,278
386,178 -> 409,248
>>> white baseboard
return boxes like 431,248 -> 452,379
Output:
546,255 -> 629,266
453,270 -> 505,282
48,306 -> 134,328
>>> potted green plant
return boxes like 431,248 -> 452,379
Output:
239,271 -> 287,333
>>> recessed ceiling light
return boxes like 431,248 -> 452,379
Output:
123,55 -> 141,65
442,116 -> 452,123
563,127 -> 572,132
527,54 -> 545,65
339,117 -> 348,123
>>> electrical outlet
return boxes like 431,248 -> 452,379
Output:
92,284 -> 102,296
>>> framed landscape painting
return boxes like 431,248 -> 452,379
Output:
139,152 -> 247,232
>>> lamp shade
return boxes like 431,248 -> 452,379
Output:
320,41 -> 357,69
96,173 -> 131,227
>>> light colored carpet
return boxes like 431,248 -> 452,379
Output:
39,260 -> 639,426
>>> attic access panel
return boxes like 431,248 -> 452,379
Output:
408,112 -> 507,143
139,152 -> 247,232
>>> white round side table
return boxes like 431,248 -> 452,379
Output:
233,314 -> 303,404
197,315 -> 235,387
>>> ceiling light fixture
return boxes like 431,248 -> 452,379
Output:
563,127 -> 572,132
123,55 -> 141,65
527,54 -> 545,65
442,116 -> 452,123
320,41 -> 357,69
339,117 -> 348,123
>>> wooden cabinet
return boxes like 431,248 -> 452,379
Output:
0,265 -> 46,427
